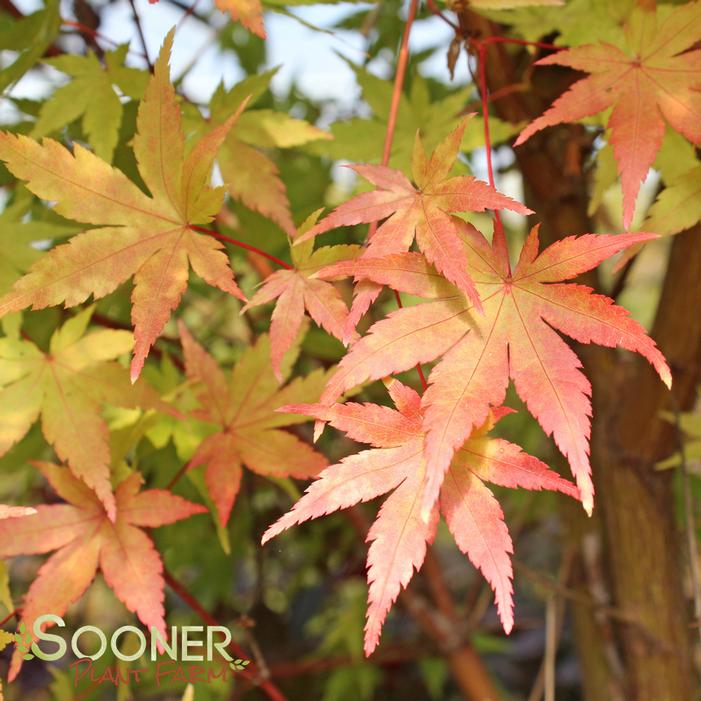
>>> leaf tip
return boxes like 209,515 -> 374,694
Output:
583,496 -> 594,517
313,419 -> 325,443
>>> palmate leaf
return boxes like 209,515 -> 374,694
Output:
316,221 -> 671,515
0,462 -> 206,681
179,323 -> 329,526
298,118 -> 531,336
32,46 -> 149,162
644,165 -> 701,237
243,210 -> 361,378
0,30 -> 248,381
263,381 -> 577,654
0,307 -> 169,520
516,2 -> 701,229
215,0 -> 266,38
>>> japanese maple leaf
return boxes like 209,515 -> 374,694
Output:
516,2 -> 701,228
215,0 -> 265,38
0,30 -> 247,381
0,461 -> 206,680
243,211 -> 361,379
296,117 -> 532,316
262,380 -> 578,655
315,221 -> 671,515
0,307 -> 169,520
179,323 -> 329,526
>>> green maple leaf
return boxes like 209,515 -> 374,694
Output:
307,67 -> 518,175
0,191 -> 79,295
32,46 -> 149,162
0,0 -> 60,94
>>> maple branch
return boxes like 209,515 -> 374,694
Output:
0,609 -> 17,627
166,462 -> 190,490
190,225 -> 292,270
477,36 -> 559,52
0,0 -> 21,18
127,0 -> 153,72
163,569 -> 289,701
175,0 -> 206,31
61,19 -> 149,62
468,33 -> 559,266
380,0 -> 418,174
162,0 -> 211,26
425,0 -> 459,31
474,39 -> 509,269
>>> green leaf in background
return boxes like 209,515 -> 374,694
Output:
480,0 -> 632,46
658,410 -> 701,471
0,191 -> 80,294
644,166 -> 701,238
307,66 -> 517,175
32,46 -> 148,161
0,0 -> 60,94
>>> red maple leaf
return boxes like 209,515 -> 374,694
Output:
262,380 -> 577,654
243,212 -> 361,379
516,2 -> 701,228
315,220 -> 670,514
296,117 -> 532,335
0,462 -> 206,680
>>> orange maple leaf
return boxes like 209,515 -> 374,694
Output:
263,381 -> 578,654
0,462 -> 206,680
316,221 -> 670,514
516,2 -> 701,228
0,30 -> 248,381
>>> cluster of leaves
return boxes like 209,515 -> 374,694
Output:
0,0 -> 699,697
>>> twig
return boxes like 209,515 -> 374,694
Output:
514,560 -> 637,623
127,0 -> 153,72
526,552 -> 573,701
474,40 -> 509,269
0,609 -> 18,627
380,0 -> 418,167
269,642 -> 431,678
164,569 -> 288,701
190,225 -> 292,270
476,35 -> 559,52
366,0 -> 428,389
544,595 -> 557,701
175,0 -> 205,31
166,462 -> 190,490
426,0 -> 459,31
62,20 -> 115,50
